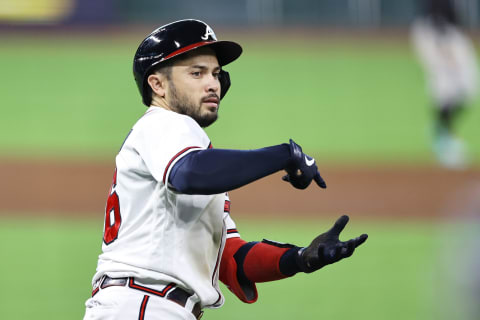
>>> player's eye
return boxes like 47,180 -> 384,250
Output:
191,71 -> 201,77
213,72 -> 220,79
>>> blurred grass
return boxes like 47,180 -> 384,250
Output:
0,216 -> 473,320
1,33 -> 479,163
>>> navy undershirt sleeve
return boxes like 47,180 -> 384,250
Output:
168,144 -> 291,195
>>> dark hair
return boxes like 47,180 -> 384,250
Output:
150,59 -> 174,79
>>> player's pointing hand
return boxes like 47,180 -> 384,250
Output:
282,139 -> 327,189
295,215 -> 368,273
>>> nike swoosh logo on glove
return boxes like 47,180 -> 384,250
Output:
305,156 -> 315,166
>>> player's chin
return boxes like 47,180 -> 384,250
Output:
196,111 -> 218,128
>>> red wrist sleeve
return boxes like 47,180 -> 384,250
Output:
220,238 -> 295,303
243,242 -> 290,282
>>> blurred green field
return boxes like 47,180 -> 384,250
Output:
1,33 -> 479,163
0,216 -> 476,320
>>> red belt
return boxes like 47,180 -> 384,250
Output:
92,275 -> 203,319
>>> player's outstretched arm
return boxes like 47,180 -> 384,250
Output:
220,215 -> 367,303
169,139 -> 326,194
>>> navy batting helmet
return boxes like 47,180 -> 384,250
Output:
133,19 -> 243,106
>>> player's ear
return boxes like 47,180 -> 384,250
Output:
147,73 -> 167,98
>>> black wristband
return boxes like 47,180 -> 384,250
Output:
279,247 -> 302,276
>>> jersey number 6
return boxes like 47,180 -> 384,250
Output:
103,169 -> 122,245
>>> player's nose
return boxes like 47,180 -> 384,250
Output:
205,74 -> 220,93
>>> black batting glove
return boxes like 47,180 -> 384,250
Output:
295,215 -> 368,273
282,139 -> 327,189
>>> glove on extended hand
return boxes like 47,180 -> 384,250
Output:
296,215 -> 368,273
282,139 -> 327,189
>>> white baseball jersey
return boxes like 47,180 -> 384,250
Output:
92,106 -> 240,308
411,18 -> 478,107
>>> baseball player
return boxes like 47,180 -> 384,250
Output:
411,0 -> 478,168
83,19 -> 368,320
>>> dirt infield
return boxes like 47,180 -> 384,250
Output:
1,158 -> 479,220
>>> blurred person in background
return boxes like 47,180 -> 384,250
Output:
411,0 -> 478,169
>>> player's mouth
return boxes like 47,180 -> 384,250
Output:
202,95 -> 220,110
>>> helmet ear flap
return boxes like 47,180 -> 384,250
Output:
142,85 -> 153,106
219,70 -> 231,100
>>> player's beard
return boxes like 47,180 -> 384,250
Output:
168,82 -> 218,128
